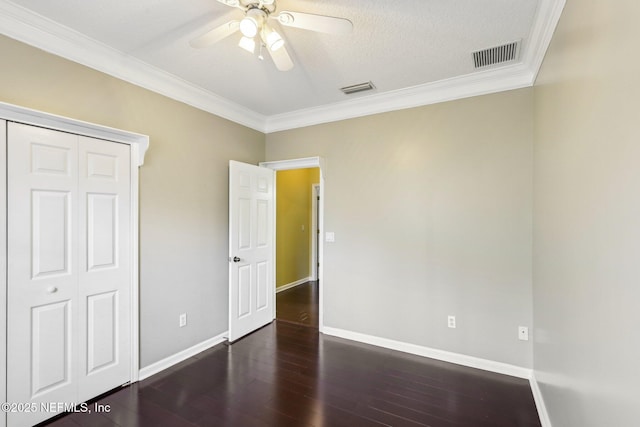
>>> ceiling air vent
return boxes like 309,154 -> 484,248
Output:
473,41 -> 520,69
340,81 -> 376,95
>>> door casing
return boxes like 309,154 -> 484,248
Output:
259,157 -> 325,331
311,183 -> 320,281
0,120 -> 6,427
0,102 -> 148,427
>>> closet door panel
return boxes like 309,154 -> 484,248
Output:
32,189 -> 72,277
78,136 -> 131,402
7,122 -> 80,427
87,193 -> 117,269
30,300 -> 72,395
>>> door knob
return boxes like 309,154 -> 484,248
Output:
46,286 -> 58,294
232,256 -> 241,263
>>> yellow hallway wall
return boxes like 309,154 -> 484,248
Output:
276,168 -> 319,288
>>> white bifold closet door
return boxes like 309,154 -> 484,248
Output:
7,122 -> 131,426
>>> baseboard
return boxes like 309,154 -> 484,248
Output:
530,373 -> 552,427
138,331 -> 228,381
322,326 -> 532,379
276,277 -> 310,293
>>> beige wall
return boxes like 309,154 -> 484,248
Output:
0,36 -> 265,367
267,89 -> 534,367
7,8 -> 636,422
533,1 -> 640,425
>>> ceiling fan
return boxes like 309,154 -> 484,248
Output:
189,0 -> 353,71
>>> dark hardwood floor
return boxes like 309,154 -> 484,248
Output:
276,281 -> 319,327
44,320 -> 541,427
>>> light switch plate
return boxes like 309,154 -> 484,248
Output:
325,232 -> 335,242
447,315 -> 456,328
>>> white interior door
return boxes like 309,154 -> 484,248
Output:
7,123 -> 131,426
228,161 -> 274,342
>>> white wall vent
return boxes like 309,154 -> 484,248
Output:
473,41 -> 520,68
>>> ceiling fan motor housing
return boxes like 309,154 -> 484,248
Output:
241,0 -> 276,14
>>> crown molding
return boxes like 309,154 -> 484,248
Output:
0,0 -> 266,132
265,65 -> 535,133
525,0 -> 566,79
0,0 -> 565,134
264,0 -> 565,132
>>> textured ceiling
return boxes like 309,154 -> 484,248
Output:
0,0 -> 561,130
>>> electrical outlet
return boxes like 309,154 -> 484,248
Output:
447,315 -> 456,329
179,313 -> 187,328
518,326 -> 528,341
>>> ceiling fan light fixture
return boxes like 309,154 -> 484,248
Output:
239,17 -> 258,37
238,36 -> 256,53
262,26 -> 284,51
192,3 -> 353,72
240,8 -> 266,38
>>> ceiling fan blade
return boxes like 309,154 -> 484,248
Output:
269,44 -> 294,71
189,21 -> 239,48
216,0 -> 242,8
274,11 -> 353,35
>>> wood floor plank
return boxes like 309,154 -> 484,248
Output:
43,285 -> 541,427
276,281 -> 319,327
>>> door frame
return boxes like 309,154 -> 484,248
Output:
310,184 -> 320,281
0,120 -> 6,427
259,157 -> 325,331
0,102 -> 148,423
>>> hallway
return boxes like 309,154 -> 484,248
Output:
276,281 -> 318,328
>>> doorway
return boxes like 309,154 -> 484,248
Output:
259,157 -> 324,330
273,168 -> 319,327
